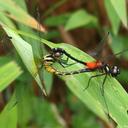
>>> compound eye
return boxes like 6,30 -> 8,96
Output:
54,52 -> 62,58
114,66 -> 120,73
111,66 -> 120,76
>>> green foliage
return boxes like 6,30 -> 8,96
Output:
0,0 -> 45,31
0,93 -> 17,128
65,9 -> 98,30
0,0 -> 128,128
54,43 -> 128,126
108,0 -> 127,28
104,0 -> 127,34
0,61 -> 22,92
104,0 -> 120,35
44,13 -> 71,27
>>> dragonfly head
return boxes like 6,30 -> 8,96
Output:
51,48 -> 64,59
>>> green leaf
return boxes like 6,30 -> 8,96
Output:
110,35 -> 128,59
65,9 -> 98,30
1,25 -> 47,96
104,0 -> 120,35
109,0 -> 127,28
0,56 -> 13,66
48,43 -> 128,127
44,13 -> 71,27
33,99 -> 65,127
13,0 -> 27,10
0,12 -> 15,28
0,0 -> 46,32
15,83 -> 35,126
43,69 -> 53,95
0,61 -> 23,92
1,25 -> 128,127
0,93 -> 17,128
68,93 -> 100,128
15,82 -> 64,127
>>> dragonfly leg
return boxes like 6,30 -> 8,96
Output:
100,75 -> 110,116
58,58 -> 76,68
83,73 -> 106,91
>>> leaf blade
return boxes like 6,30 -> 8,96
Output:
1,25 -> 47,96
109,0 -> 127,28
0,61 -> 22,92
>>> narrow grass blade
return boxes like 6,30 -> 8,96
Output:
0,61 -> 22,92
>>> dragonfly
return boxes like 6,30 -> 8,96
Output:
43,38 -> 128,116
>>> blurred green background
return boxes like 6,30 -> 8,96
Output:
0,0 -> 128,128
